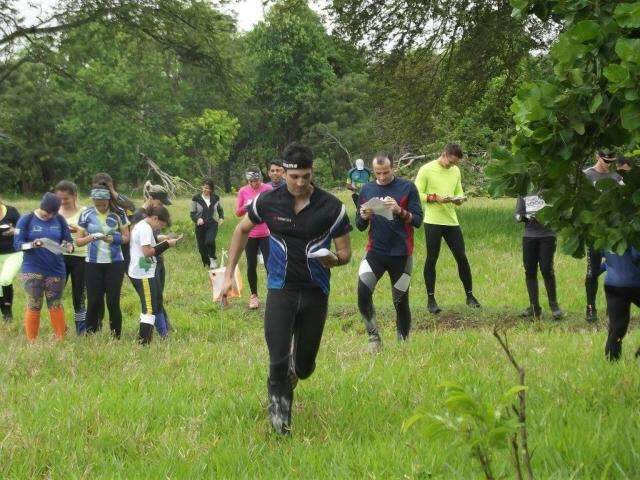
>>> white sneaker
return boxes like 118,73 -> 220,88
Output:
209,258 -> 218,269
258,253 -> 264,265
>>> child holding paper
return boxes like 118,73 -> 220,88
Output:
128,205 -> 179,344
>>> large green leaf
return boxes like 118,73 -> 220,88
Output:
589,93 -> 603,113
615,38 -> 640,63
621,104 -> 640,131
603,64 -> 630,84
571,20 -> 601,43
614,2 -> 640,28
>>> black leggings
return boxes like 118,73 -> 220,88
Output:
131,275 -> 164,344
245,237 -> 270,295
265,288 -> 328,395
523,236 -> 557,308
585,248 -> 604,307
64,256 -> 86,313
358,251 -> 412,340
604,285 -> 640,360
195,223 -> 218,267
85,262 -> 125,338
0,284 -> 12,318
423,224 -> 473,295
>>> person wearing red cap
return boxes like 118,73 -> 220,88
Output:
13,192 -> 74,341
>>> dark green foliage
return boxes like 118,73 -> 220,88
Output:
487,1 -> 640,256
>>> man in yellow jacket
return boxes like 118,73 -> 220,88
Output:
414,143 -> 480,314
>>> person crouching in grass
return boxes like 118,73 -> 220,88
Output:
128,205 -> 179,345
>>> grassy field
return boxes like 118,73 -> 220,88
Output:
1,193 -> 639,479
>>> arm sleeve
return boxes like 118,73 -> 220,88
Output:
13,215 -> 29,250
235,190 -> 247,217
355,188 -> 369,231
9,207 -> 20,225
139,224 -> 155,246
216,198 -> 224,220
414,166 -> 428,202
407,184 -> 424,228
189,200 -> 200,223
454,169 -> 464,197
59,216 -> 73,243
246,195 -> 262,225
77,210 -> 89,230
330,205 -> 353,238
515,197 -> 527,222
116,194 -> 136,213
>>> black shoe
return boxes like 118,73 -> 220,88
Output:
550,303 -> 564,321
367,333 -> 383,353
427,296 -> 441,314
466,293 -> 481,308
585,305 -> 597,323
520,306 -> 541,319
267,386 -> 292,435
0,305 -> 11,322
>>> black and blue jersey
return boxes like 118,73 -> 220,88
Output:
356,177 -> 423,256
605,248 -> 640,288
248,186 -> 352,295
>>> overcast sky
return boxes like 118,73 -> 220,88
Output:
15,0 -> 273,32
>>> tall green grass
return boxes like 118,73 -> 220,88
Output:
0,195 -> 639,479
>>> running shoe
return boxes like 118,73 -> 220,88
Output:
249,294 -> 260,309
585,304 -> 597,323
209,258 -> 218,269
466,293 -> 481,308
267,381 -> 292,435
520,306 -> 541,319
550,303 -> 564,321
367,334 -> 382,353
427,296 -> 441,314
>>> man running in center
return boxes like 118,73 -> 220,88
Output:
415,143 -> 480,313
221,142 -> 352,435
357,153 -> 423,352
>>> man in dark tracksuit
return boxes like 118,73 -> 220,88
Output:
190,178 -> 224,269
356,153 -> 423,352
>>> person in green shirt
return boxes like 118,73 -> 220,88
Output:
414,143 -> 480,314
346,158 -> 372,209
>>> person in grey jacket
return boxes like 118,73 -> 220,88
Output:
190,178 -> 224,269
515,195 -> 563,320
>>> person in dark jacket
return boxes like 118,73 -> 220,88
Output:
602,247 -> 640,361
190,178 -> 224,269
0,198 -> 22,322
356,153 -> 423,352
515,195 -> 563,320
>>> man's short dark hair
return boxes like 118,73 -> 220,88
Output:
202,178 -> 215,190
282,142 -> 314,169
147,205 -> 171,226
443,143 -> 463,159
269,159 -> 283,168
373,152 -> 393,166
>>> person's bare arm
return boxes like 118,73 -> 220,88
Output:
221,216 -> 255,295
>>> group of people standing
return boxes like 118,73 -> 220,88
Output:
0,174 -> 178,344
